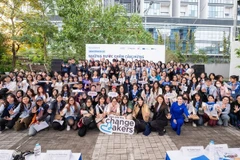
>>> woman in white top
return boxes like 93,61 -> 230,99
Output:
95,96 -> 107,128
203,95 -> 220,127
35,86 -> 49,103
141,84 -> 151,107
61,96 -> 80,131
16,76 -> 29,93
149,81 -> 162,106
51,75 -> 63,93
100,73 -> 109,93
118,71 -> 126,85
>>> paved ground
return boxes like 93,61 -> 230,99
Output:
0,123 -> 240,160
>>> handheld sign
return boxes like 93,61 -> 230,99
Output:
88,91 -> 97,97
72,89 -> 84,93
112,83 -> 119,87
91,66 -> 100,70
99,116 -> 135,135
67,82 -> 79,85
38,81 -> 52,83
108,92 -> 119,98
138,81 -> 148,85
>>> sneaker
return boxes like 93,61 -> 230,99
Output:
67,125 -> 70,131
163,129 -> 166,134
192,122 -> 197,127
0,131 -> 2,134
204,122 -> 208,126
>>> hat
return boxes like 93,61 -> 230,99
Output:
36,97 -> 43,102
112,85 -> 117,89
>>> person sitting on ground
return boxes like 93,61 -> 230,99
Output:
49,94 -> 66,131
28,97 -> 50,136
78,98 -> 95,137
0,94 -> 19,133
229,95 -> 240,128
132,97 -> 150,134
217,96 -> 230,127
203,95 -> 220,127
14,95 -> 34,131
119,95 -> 133,120
150,95 -> 171,136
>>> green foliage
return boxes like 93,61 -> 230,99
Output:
188,49 -> 208,63
56,0 -> 154,59
165,49 -> 179,63
0,33 -> 7,58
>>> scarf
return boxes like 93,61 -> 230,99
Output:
206,102 -> 215,111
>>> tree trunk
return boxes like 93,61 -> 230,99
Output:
12,42 -> 16,69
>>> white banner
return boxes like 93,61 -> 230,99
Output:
86,44 -> 165,62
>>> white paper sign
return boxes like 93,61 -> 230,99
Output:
99,115 -> 135,135
0,150 -> 13,160
46,150 -> 72,160
138,81 -> 148,85
108,92 -> 119,98
180,146 -> 205,157
88,91 -> 97,97
32,121 -> 49,132
72,89 -> 84,93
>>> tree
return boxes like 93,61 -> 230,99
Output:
0,0 -> 30,68
0,32 -> 7,58
21,0 -> 58,62
174,32 -> 185,62
56,0 -> 154,59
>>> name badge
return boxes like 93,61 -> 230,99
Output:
232,91 -> 235,94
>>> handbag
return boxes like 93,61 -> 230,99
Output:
197,108 -> 204,115
143,122 -> 151,136
77,118 -> 83,128
82,116 -> 93,126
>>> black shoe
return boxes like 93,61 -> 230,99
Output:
158,131 -> 164,136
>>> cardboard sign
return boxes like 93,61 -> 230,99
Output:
180,146 -> 205,157
99,115 -> 135,135
87,91 -> 97,97
108,92 -> 119,98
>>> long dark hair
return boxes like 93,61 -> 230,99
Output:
20,95 -> 32,112
192,93 -> 203,108
154,95 -> 168,110
120,95 -> 129,105
4,93 -> 19,109
152,81 -> 160,94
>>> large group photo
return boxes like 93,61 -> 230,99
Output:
0,57 -> 239,137
1,0 -> 240,159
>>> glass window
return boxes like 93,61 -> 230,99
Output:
209,6 -> 224,18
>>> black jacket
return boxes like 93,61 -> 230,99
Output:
50,100 -> 66,123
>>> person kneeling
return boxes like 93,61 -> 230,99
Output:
132,97 -> 150,134
78,98 -> 95,137
150,95 -> 171,136
49,94 -> 66,131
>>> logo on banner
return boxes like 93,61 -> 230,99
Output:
99,116 -> 135,135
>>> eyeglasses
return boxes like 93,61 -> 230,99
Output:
69,99 -> 74,101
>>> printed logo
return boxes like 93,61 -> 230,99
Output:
100,122 -> 113,135
99,116 -> 135,135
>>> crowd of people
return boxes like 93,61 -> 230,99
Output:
0,58 -> 239,137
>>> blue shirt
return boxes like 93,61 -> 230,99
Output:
228,82 -> 240,100
170,102 -> 189,120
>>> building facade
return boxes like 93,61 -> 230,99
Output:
109,0 -> 239,55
